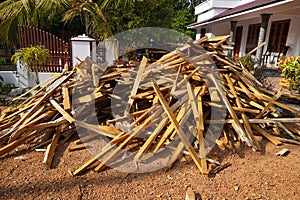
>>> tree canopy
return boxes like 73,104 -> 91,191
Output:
0,0 -> 199,47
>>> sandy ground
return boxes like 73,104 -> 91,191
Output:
0,73 -> 299,200
0,135 -> 299,200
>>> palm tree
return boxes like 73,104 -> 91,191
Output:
0,0 -> 69,47
62,0 -> 112,40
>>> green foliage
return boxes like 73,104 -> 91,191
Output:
0,0 -> 70,48
0,57 -> 6,65
282,56 -> 300,93
171,9 -> 196,38
0,75 -> 14,95
1,0 -> 200,46
11,46 -> 50,84
11,46 -> 50,67
240,55 -> 254,71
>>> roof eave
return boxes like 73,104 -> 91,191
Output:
187,0 -> 293,29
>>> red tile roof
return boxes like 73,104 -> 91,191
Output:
187,0 -> 285,28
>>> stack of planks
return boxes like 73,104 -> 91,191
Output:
0,35 -> 299,175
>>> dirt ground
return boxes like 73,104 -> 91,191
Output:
0,135 -> 299,200
0,72 -> 299,200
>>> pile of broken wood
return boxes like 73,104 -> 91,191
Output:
0,35 -> 299,176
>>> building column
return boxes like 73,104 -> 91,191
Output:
228,21 -> 237,57
256,14 -> 272,65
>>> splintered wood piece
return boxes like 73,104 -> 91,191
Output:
152,103 -> 188,152
197,96 -> 208,174
224,74 -> 260,151
208,73 -> 252,147
206,118 -> 300,124
251,124 -> 282,146
1,71 -> 75,143
125,56 -> 148,115
72,107 -> 163,175
12,73 -> 62,102
134,117 -> 169,160
186,78 -> 199,123
276,122 -> 297,141
62,86 -> 71,111
50,99 -> 74,124
152,80 -> 206,174
276,148 -> 289,156
74,121 -> 120,138
207,102 -> 260,114
185,187 -> 196,200
68,144 -> 86,152
167,142 -> 185,169
94,106 -> 164,172
0,130 -> 37,156
43,126 -> 63,169
92,64 -> 99,87
9,107 -> 53,142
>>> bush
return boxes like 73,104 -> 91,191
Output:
281,56 -> 300,93
0,57 -> 6,65
0,76 -> 14,95
240,55 -> 254,71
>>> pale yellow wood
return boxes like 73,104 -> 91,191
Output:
75,121 -> 120,138
225,74 -> 260,151
7,71 -> 75,139
152,81 -> 206,174
208,73 -> 252,146
186,78 -> 199,123
252,124 -> 282,146
125,56 -> 148,115
134,117 -> 169,160
91,64 -> 99,87
50,99 -> 74,124
62,86 -> 71,111
206,118 -> 300,124
43,125 -> 64,169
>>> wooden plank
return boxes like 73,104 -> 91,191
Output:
152,80 -> 206,174
0,71 -> 75,143
186,78 -> 199,123
251,124 -> 282,146
152,103 -> 188,152
93,106 -> 165,172
72,106 -> 164,175
50,99 -> 74,124
208,73 -> 252,147
43,125 -> 64,169
62,86 -> 71,111
207,102 -> 260,114
12,73 -> 62,102
91,64 -> 99,87
9,109 -> 55,141
276,122 -> 297,140
125,56 -> 148,115
0,130 -> 38,156
224,74 -> 260,151
68,144 -> 86,152
206,118 -> 300,124
197,92 -> 207,174
134,117 -> 169,160
74,121 -> 120,138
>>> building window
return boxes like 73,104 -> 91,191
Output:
246,23 -> 260,53
268,19 -> 290,52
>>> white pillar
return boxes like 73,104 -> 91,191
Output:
71,34 -> 96,67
